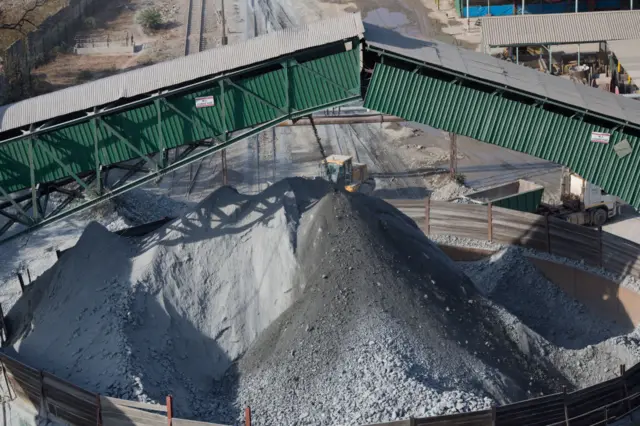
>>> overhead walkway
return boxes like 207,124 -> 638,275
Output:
0,14 -> 364,237
363,23 -> 640,211
3,14 -> 640,240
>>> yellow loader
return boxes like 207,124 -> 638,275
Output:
320,154 -> 375,194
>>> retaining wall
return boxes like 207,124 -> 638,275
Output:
75,46 -> 134,55
386,198 -> 640,328
4,201 -> 640,425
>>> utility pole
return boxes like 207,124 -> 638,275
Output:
220,0 -> 228,185
449,132 -> 458,178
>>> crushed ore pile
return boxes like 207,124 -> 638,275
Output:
226,187 -> 570,425
4,177 -> 640,426
459,248 -> 640,388
6,178 -> 330,420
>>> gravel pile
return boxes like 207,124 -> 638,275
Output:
6,178 -> 330,421
429,181 -> 470,201
230,188 -> 569,425
447,243 -> 640,389
459,248 -> 630,349
9,178 -> 639,426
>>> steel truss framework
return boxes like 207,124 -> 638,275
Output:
0,41 -> 363,242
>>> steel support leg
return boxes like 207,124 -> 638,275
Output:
220,79 -> 228,186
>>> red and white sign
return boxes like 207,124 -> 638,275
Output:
195,96 -> 215,108
590,131 -> 611,144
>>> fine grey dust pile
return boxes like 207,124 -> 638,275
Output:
4,177 -> 640,426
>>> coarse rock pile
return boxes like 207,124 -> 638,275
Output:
458,247 -> 640,388
458,248 -> 630,350
9,178 -> 636,426
6,178 -> 330,420
230,188 -> 569,425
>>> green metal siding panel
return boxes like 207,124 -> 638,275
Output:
493,188 -> 544,213
0,44 -> 361,193
364,63 -> 640,209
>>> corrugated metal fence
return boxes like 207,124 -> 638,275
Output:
0,353 -> 232,426
387,199 -> 640,280
4,200 -> 640,426
3,347 -> 640,426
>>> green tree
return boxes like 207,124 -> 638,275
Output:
136,8 -> 163,31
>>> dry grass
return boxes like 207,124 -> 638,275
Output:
0,0 -> 68,51
32,52 -> 130,87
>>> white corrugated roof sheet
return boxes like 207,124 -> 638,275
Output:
609,39 -> 640,88
365,23 -> 640,127
0,13 -> 364,134
481,10 -> 640,47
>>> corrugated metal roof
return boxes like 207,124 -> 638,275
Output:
364,23 -> 640,128
609,39 -> 640,88
0,13 -> 364,134
481,10 -> 640,47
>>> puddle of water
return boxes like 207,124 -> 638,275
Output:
364,7 -> 410,28
358,0 -> 476,49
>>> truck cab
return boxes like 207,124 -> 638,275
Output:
562,173 -> 620,226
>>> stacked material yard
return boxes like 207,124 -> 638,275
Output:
459,248 -> 640,388
4,178 -> 640,425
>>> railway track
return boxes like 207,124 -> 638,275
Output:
182,0 -> 209,196
185,0 -> 206,56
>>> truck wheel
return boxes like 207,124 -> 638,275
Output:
592,208 -> 608,227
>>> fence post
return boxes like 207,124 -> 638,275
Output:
96,394 -> 102,426
598,226 -> 603,268
166,395 -> 173,426
563,386 -> 569,426
488,202 -> 493,242
545,214 -> 552,254
17,273 -> 25,294
56,249 -> 62,260
491,404 -> 497,426
245,406 -> 252,426
0,303 -> 7,345
620,364 -> 631,414
39,370 -> 47,419
425,197 -> 431,236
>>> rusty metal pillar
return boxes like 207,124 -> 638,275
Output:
221,0 -> 229,186
449,132 -> 458,178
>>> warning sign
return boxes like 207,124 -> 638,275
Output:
614,139 -> 633,158
195,96 -> 215,108
590,131 -> 611,144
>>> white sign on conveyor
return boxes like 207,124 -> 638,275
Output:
590,131 -> 611,144
195,96 -> 215,108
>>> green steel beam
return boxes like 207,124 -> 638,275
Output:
220,80 -> 228,141
28,135 -> 37,221
284,61 -> 290,115
34,139 -> 93,193
0,208 -> 30,227
160,99 -> 223,144
224,78 -> 289,116
365,45 -> 637,132
290,59 -> 357,95
100,119 -> 160,172
92,108 -> 101,195
155,99 -> 165,167
0,96 -> 360,243
0,185 -> 33,225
